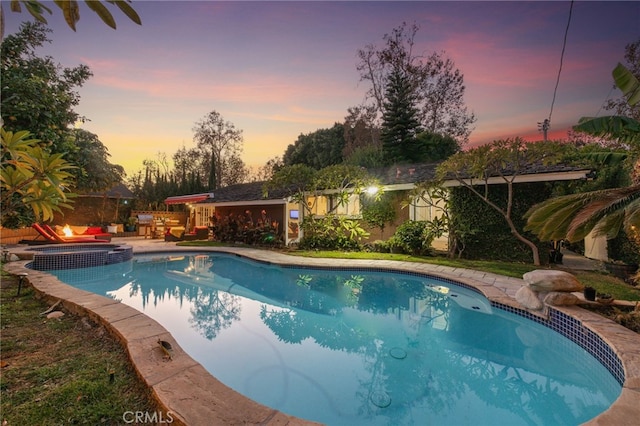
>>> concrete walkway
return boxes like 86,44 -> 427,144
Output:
560,249 -> 605,272
3,237 -> 639,426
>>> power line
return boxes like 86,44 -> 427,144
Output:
545,0 -> 574,133
594,84 -> 615,118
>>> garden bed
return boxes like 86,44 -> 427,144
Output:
580,303 -> 640,334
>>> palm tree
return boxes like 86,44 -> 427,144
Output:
525,63 -> 639,243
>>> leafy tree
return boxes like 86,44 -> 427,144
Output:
1,0 -> 141,35
0,2 -> 138,225
1,128 -> 76,227
173,145 -> 206,192
265,164 -> 376,249
263,163 -> 317,199
266,164 -> 373,213
403,183 -> 457,256
343,144 -> 385,169
250,156 -> 283,182
380,66 -> 423,164
437,138 -> 573,266
283,123 -> 345,169
603,38 -> 640,121
525,62 -> 640,245
220,154 -> 248,187
192,110 -> 244,190
361,190 -> 397,238
66,129 -> 124,192
413,131 -> 460,162
1,22 -> 91,153
125,153 -> 180,210
342,104 -> 381,161
357,22 -> 475,145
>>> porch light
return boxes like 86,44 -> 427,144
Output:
365,186 -> 379,195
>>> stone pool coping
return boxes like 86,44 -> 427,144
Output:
4,243 -> 640,425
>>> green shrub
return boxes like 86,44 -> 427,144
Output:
449,183 -> 551,263
299,214 -> 367,251
370,240 -> 390,253
392,220 -> 434,255
608,231 -> 640,265
299,233 -> 361,251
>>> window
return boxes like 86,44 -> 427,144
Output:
305,193 -> 361,217
306,196 -> 328,216
330,193 -> 361,216
412,201 -> 432,221
410,193 -> 447,221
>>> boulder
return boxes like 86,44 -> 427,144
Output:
515,286 -> 544,311
523,270 -> 583,293
543,291 -> 580,306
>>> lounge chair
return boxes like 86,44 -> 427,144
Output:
164,226 -> 209,242
29,224 -> 110,244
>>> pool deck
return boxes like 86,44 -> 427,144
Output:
3,237 -> 640,426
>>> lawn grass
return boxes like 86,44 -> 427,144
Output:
0,272 -> 158,425
571,270 -> 640,301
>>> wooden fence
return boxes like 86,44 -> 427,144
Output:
0,227 -> 38,245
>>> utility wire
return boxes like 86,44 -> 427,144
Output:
594,84 -> 615,118
548,0 -> 574,124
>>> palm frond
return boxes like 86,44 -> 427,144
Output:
526,185 -> 640,242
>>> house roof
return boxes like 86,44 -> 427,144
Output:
173,162 -> 590,206
370,162 -> 590,187
162,182 -> 289,206
368,163 -> 440,185
195,181 -> 293,204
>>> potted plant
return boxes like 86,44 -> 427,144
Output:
596,292 -> 614,305
583,286 -> 596,301
125,217 -> 137,232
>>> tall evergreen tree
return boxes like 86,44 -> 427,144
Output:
357,23 -> 475,144
380,66 -> 422,164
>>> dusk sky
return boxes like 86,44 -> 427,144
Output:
3,1 -> 639,176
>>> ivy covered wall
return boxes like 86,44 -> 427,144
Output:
449,182 -> 553,263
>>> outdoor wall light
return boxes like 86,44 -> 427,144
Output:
365,186 -> 379,195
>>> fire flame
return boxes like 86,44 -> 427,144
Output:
62,225 -> 73,237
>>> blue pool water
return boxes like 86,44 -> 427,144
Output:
49,253 -> 621,425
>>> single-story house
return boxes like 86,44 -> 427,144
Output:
164,163 -> 593,249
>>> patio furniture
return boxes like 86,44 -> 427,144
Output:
164,226 -> 209,242
27,224 -> 111,244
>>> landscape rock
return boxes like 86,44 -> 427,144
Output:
515,286 -> 544,311
46,311 -> 65,319
523,270 -> 583,293
543,291 -> 580,306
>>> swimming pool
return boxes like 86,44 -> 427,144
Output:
48,252 -> 621,425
